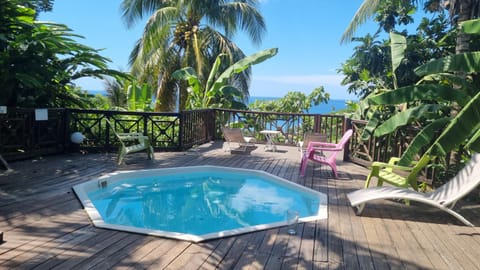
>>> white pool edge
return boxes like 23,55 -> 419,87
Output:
73,166 -> 328,243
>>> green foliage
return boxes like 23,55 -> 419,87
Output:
173,48 -> 278,109
103,77 -> 127,109
127,80 -> 153,111
362,18 -> 480,165
397,117 -> 450,166
373,104 -> 448,137
339,9 -> 455,99
121,0 -> 266,111
0,0 -> 128,108
249,87 -> 330,114
390,31 -> 406,88
368,84 -> 470,107
415,52 -> 480,76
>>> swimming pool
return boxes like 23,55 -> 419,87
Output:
73,166 -> 328,242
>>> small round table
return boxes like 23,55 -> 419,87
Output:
260,130 -> 281,152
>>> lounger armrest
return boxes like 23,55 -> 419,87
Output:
244,137 -> 256,143
388,157 -> 401,165
117,133 -> 150,142
371,161 -> 414,171
118,132 -> 144,136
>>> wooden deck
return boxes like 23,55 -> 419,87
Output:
1,141 -> 480,269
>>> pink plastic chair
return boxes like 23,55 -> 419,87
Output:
300,129 -> 353,178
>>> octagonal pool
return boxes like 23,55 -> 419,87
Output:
73,166 -> 327,242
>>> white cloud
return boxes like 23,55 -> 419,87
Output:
254,74 -> 344,87
248,74 -> 356,100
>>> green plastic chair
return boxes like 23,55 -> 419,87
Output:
364,154 -> 431,191
106,119 -> 154,165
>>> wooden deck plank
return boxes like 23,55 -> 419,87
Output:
0,142 -> 479,269
231,231 -> 269,270
32,229 -> 119,270
111,238 -> 176,269
0,210 -> 89,263
217,233 -> 257,269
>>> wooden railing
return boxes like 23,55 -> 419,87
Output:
68,109 -> 182,152
180,109 -> 216,149
1,107 -> 434,170
214,109 -> 346,145
0,108 -> 67,161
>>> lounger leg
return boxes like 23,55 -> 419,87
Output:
364,173 -> 374,188
148,146 -> 154,160
353,204 -> 365,215
365,166 -> 380,188
300,157 -> 308,176
117,147 -> 126,165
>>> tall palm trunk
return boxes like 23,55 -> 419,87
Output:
155,71 -> 177,112
454,0 -> 475,54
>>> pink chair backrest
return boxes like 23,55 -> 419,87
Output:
338,129 -> 353,149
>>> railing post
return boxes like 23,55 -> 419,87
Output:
179,111 -> 185,150
63,108 -> 71,153
313,115 -> 321,133
344,118 -> 353,161
209,109 -> 216,140
105,113 -> 111,152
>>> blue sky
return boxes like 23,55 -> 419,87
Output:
39,0 -> 382,100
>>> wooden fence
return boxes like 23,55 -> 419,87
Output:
214,109 -> 346,145
0,108 -> 347,162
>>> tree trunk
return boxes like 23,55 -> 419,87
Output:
453,0 -> 475,54
154,72 -> 177,112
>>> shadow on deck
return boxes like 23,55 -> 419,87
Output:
1,141 -> 480,269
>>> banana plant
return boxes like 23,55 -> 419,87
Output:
363,19 -> 480,165
126,80 -> 153,111
173,48 -> 278,109
390,32 -> 407,90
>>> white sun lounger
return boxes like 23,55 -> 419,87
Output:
347,153 -> 480,226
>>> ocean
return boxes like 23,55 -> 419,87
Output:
87,90 -> 348,114
249,96 -> 347,114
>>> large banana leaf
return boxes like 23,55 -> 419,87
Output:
398,117 -> 450,166
374,104 -> 448,137
415,52 -> 480,77
205,53 -> 225,98
466,129 -> 480,153
368,84 -> 470,107
460,19 -> 480,34
127,80 -> 153,111
390,32 -> 406,86
418,73 -> 476,91
213,48 -> 278,88
427,91 -> 480,156
466,129 -> 480,152
173,48 -> 278,109
361,110 -> 382,141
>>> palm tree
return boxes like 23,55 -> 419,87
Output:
341,0 -> 480,53
104,78 -> 127,109
121,0 -> 266,112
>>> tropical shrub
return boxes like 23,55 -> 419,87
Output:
173,48 -> 278,110
363,19 -> 480,169
0,0 -> 127,108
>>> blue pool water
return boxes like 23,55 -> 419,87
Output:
74,166 -> 327,242
88,171 -> 320,235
